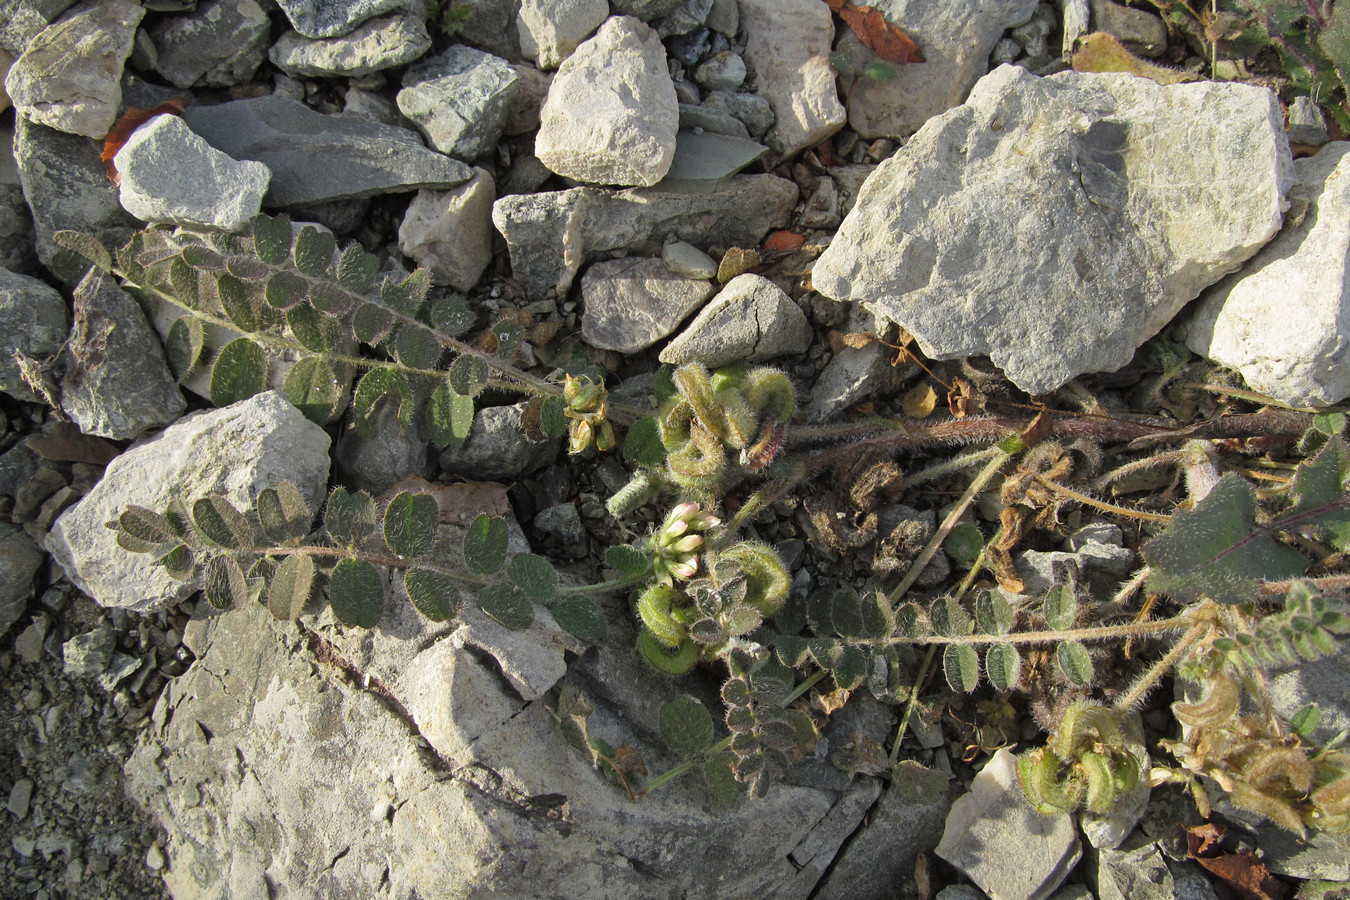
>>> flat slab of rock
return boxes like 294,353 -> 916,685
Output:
581,256 -> 714,352
813,65 -> 1292,395
660,273 -> 811,366
4,0 -> 143,138
536,16 -> 678,186
269,14 -> 431,78
183,94 -> 472,207
48,392 -> 331,612
150,0 -> 271,88
397,45 -> 520,161
657,130 -> 768,190
738,0 -> 844,157
0,266 -> 69,401
840,0 -> 1039,140
274,0 -> 406,38
0,521 -> 44,638
1184,141 -> 1350,406
398,168 -> 496,291
114,114 -> 271,231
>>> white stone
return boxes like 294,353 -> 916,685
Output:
738,0 -> 844,157
517,0 -> 609,69
1184,142 -> 1350,406
399,168 -> 496,291
268,14 -> 431,78
536,16 -> 678,186
660,273 -> 811,366
581,256 -> 715,352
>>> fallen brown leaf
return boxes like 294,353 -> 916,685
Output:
824,0 -> 925,65
763,230 -> 806,252
377,475 -> 510,526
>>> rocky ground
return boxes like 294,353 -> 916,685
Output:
2,0 -> 1350,898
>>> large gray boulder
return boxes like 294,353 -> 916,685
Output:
813,65 -> 1293,396
48,392 -> 331,612
397,45 -> 521,161
1184,141 -> 1350,406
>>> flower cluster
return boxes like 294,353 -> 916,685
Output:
649,502 -> 720,585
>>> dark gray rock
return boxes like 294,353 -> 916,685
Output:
3,0 -> 143,138
1091,832 -> 1177,900
270,14 -> 431,78
657,130 -> 768,191
534,501 -> 586,545
274,0 -> 410,38
0,121 -> 37,274
678,102 -> 751,138
397,45 -> 520,160
581,256 -> 714,353
612,0 -> 685,17
0,521 -> 44,638
703,90 -> 775,138
451,0 -> 523,61
334,396 -> 434,495
0,266 -> 68,402
58,272 -> 185,441
183,94 -> 473,207
439,402 -> 559,480
0,0 -> 76,56
149,0 -> 271,88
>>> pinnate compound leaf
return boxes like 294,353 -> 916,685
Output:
325,487 -> 376,545
329,557 -> 384,628
352,369 -> 412,437
383,491 -> 438,559
507,552 -> 559,601
478,583 -> 534,630
204,554 -> 247,610
449,354 -> 490,397
403,567 -> 460,622
192,495 -> 252,549
463,514 -> 508,575
943,644 -> 980,692
1042,584 -> 1077,631
985,644 -> 1022,692
257,482 -> 311,544
393,322 -> 442,369
336,244 -> 378,292
165,315 -> 204,382
53,230 -> 113,272
159,544 -> 196,579
252,214 -> 293,265
1287,436 -> 1350,551
308,282 -> 356,315
832,644 -> 867,691
624,415 -> 666,467
1057,641 -> 1093,685
284,356 -> 345,425
976,589 -> 1014,634
209,338 -> 267,407
1143,473 -> 1309,604
268,553 -> 315,620
660,695 -> 715,757
226,255 -> 270,280
293,226 -> 336,277
604,545 -> 649,577
352,303 -> 396,345
428,381 -> 474,447
554,595 -> 607,643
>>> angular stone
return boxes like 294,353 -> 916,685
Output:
1091,0 -> 1168,58
654,0 -> 712,38
517,0 -> 608,69
805,344 -> 893,423
397,45 -> 520,160
439,402 -> 559,480
937,748 -> 1081,900
660,273 -> 811,366
58,272 -> 185,440
399,168 -> 496,291
694,50 -> 745,92
114,114 -> 271,231
451,0 -> 522,62
1289,95 -> 1330,146
0,521 -> 43,638
183,94 -> 472,207
62,626 -> 115,677
4,0 -> 143,138
0,0 -> 72,58
150,0 -> 271,89
0,123 -> 37,274
48,392 -> 331,611
493,174 -> 797,297
611,0 -> 684,17
738,0 -> 844,157
13,115 -> 139,283
839,0 -> 1038,140
679,102 -> 750,138
703,89 -> 774,138
0,266 -> 67,402
813,66 -> 1292,396
274,0 -> 408,39
1093,833 -> 1176,900
581,256 -> 714,353
536,16 -> 678,186
1184,142 -> 1350,406
658,130 -> 767,191
334,395 -> 433,495
270,14 -> 431,78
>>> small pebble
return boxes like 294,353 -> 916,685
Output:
146,843 -> 166,871
8,777 -> 34,818
662,240 -> 718,278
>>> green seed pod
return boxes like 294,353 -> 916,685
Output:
717,387 -> 758,450
673,363 -> 724,440
710,364 -> 748,392
720,541 -> 790,618
658,397 -> 693,450
639,629 -> 699,675
741,368 -> 796,424
637,584 -> 687,648
668,423 -> 726,479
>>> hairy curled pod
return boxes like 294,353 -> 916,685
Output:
658,397 -> 693,450
637,584 -> 687,647
1172,675 -> 1240,728
668,422 -> 725,479
606,471 -> 655,519
1017,747 -> 1085,815
673,363 -> 724,440
719,541 -> 790,618
639,628 -> 699,675
716,387 -> 758,450
740,367 -> 796,424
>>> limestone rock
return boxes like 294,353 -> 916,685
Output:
398,168 -> 497,291
517,0 -> 608,69
397,45 -> 520,160
48,392 -> 331,611
0,266 -> 68,402
581,256 -> 715,353
150,0 -> 271,88
3,0 -> 143,138
274,0 -> 409,38
536,16 -> 679,187
738,0 -> 844,157
660,273 -> 811,366
813,65 -> 1293,396
183,94 -> 472,207
269,14 -> 431,78
113,114 -> 271,232
703,89 -> 774,138
59,272 -> 185,441
1184,141 -> 1350,406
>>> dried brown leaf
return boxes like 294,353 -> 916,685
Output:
824,0 -> 925,65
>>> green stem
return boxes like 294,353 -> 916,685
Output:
557,575 -> 646,596
886,614 -> 1193,647
888,643 -> 938,767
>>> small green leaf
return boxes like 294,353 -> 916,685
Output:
226,255 -> 270,280
403,567 -> 460,622
352,369 -> 412,437
943,644 -> 980,692
660,695 -> 715,758
859,591 -> 894,639
623,416 -> 666,467
265,270 -> 309,309
252,214 -> 293,265
703,753 -> 743,805
895,602 -> 922,638
383,491 -> 438,559
808,636 -> 845,670
774,634 -> 810,667
118,506 -> 176,547
478,583 -> 534,630
604,545 -> 649,577
1057,641 -> 1093,685
640,630 -> 698,675
930,597 -> 970,638
308,282 -> 356,315
286,304 -> 343,353
830,588 -> 865,640
832,645 -> 867,691
165,315 -> 205,382
168,256 -> 199,304
181,244 -> 226,270
1043,585 -> 1077,632
541,395 -> 568,438
507,552 -> 559,601
944,522 -> 985,568
428,381 -> 474,447
449,354 -> 490,397
654,365 -> 677,402
336,244 -> 378,292
209,338 -> 267,407
329,557 -> 384,628
268,553 -> 315,620
217,273 -> 261,331
159,544 -> 196,579
1291,704 -> 1321,739
463,514 -> 508,575
393,323 -> 442,369
192,495 -> 252,549
427,294 -> 475,336
976,589 -> 1014,635
325,487 -> 376,546
293,226 -> 336,277
381,268 -> 431,315
985,645 -> 1022,692
204,554 -> 247,610
490,320 -> 523,359
283,356 -> 345,425
256,482 -> 311,544
52,230 -> 112,272
553,595 -> 607,643
352,303 -> 396,345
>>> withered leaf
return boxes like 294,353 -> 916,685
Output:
824,0 -> 925,65
763,230 -> 806,253
611,742 -> 648,779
